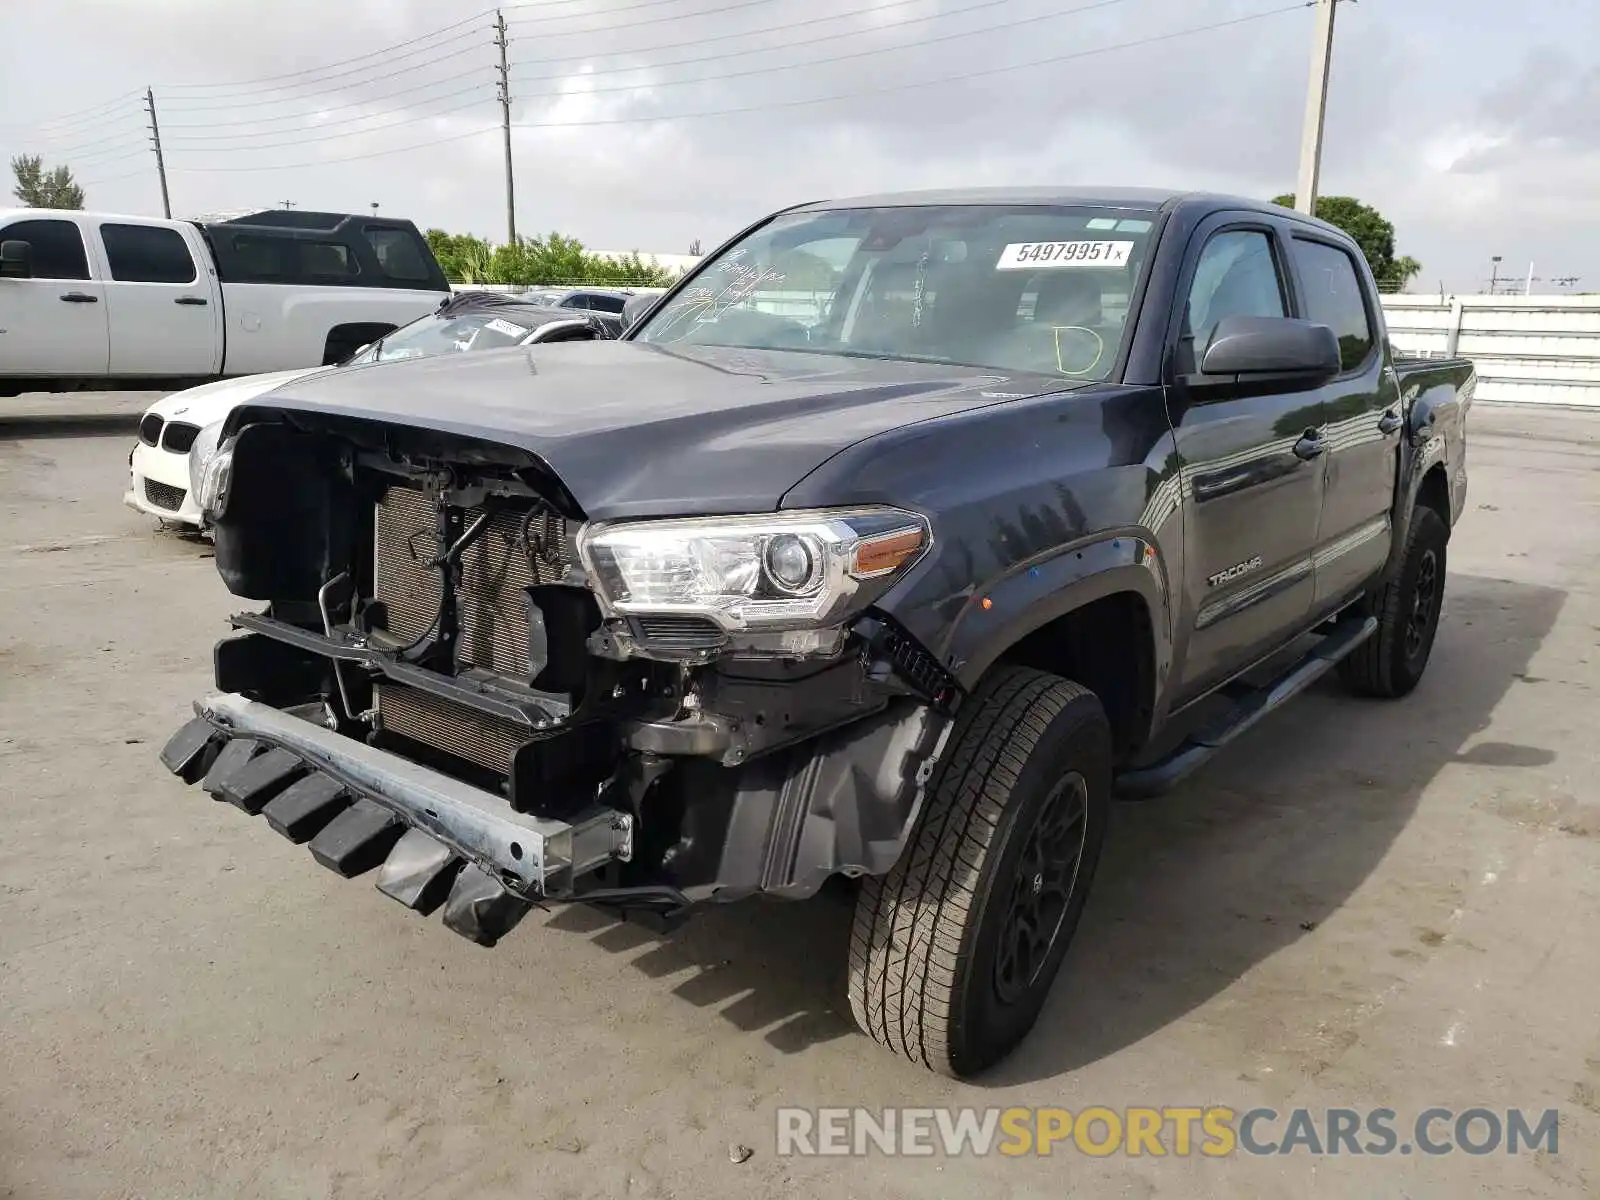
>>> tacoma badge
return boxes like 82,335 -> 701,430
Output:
1208,555 -> 1263,587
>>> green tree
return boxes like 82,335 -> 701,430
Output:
11,154 -> 84,209
1271,194 -> 1422,291
424,227 -> 682,288
424,229 -> 494,283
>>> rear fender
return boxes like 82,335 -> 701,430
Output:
1384,364 -> 1472,579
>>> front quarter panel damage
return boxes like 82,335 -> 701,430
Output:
662,699 -> 951,903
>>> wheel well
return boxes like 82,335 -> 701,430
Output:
322,322 -> 396,364
998,591 -> 1155,763
1416,463 -> 1451,533
538,325 -> 598,343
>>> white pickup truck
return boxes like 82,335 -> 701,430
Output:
0,207 -> 450,396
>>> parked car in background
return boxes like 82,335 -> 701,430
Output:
0,208 -> 450,396
125,291 -> 619,529
515,287 -> 633,314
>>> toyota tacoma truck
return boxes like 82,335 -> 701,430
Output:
159,188 -> 1473,1078
0,207 -> 449,396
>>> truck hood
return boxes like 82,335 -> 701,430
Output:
243,340 -> 1083,519
147,366 -> 333,429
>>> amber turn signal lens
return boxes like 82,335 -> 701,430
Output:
850,527 -> 926,578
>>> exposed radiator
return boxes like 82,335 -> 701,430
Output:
374,684 -> 527,775
372,485 -> 568,678
371,484 -> 569,773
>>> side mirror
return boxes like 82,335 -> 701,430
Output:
1199,314 -> 1340,380
620,292 -> 655,334
0,239 -> 32,279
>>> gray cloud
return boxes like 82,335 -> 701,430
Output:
4,0 -> 1598,290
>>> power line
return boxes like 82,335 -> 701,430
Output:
156,0 -> 784,97
156,0 -> 1088,135
77,167 -> 153,188
165,0 -> 1133,146
169,125 -> 501,173
43,143 -> 152,169
507,0 -> 1061,83
505,0 -> 1139,104
157,39 -> 495,110
163,87 -> 491,145
501,0 -> 783,29
1,0 -> 766,133
0,93 -> 144,134
162,96 -> 492,155
159,72 -> 488,131
160,4 -> 1303,173
503,0 -> 794,40
161,12 -> 493,90
507,2 -> 1306,128
14,119 -> 152,159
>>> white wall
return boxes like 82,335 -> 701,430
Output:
1382,294 -> 1600,408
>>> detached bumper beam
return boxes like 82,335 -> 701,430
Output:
163,692 -> 636,946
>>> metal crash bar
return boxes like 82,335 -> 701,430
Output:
193,692 -> 630,897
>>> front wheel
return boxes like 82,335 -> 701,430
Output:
1338,505 -> 1449,698
847,666 -> 1111,1078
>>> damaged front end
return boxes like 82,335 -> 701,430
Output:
162,412 -> 957,946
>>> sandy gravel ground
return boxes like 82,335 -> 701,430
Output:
1,394 -> 1597,1199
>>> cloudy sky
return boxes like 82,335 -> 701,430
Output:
2,0 -> 1594,292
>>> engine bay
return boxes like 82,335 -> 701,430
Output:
200,413 -> 957,920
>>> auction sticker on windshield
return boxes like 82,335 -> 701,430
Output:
484,317 -> 529,337
997,240 -> 1133,270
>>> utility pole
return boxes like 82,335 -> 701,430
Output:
1488,255 -> 1502,295
1293,0 -> 1339,215
280,200 -> 297,210
145,87 -> 171,219
494,9 -> 516,245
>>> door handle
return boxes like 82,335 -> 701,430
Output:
174,296 -> 208,306
1377,410 -> 1403,435
1292,430 -> 1326,461
59,292 -> 98,303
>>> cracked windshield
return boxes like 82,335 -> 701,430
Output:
637,205 -> 1156,380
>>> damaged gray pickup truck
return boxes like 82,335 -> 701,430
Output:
160,188 -> 1473,1077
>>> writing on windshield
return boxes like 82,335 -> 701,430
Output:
636,205 -> 1155,380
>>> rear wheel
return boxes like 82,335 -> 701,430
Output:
847,666 -> 1111,1077
1338,505 -> 1448,698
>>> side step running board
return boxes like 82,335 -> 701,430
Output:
1114,615 -> 1377,799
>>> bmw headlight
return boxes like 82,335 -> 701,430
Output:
578,507 -> 930,631
194,432 -> 234,522
186,419 -> 224,495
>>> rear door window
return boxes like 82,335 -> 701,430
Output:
1293,238 -> 1375,371
1,218 -> 90,279
100,223 -> 198,283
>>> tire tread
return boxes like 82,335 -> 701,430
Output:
847,666 -> 1095,1075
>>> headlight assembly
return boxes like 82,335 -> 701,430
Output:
578,507 -> 931,631
195,433 -> 234,522
186,419 -> 224,497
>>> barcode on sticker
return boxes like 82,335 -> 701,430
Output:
484,317 -> 529,337
996,240 -> 1132,270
